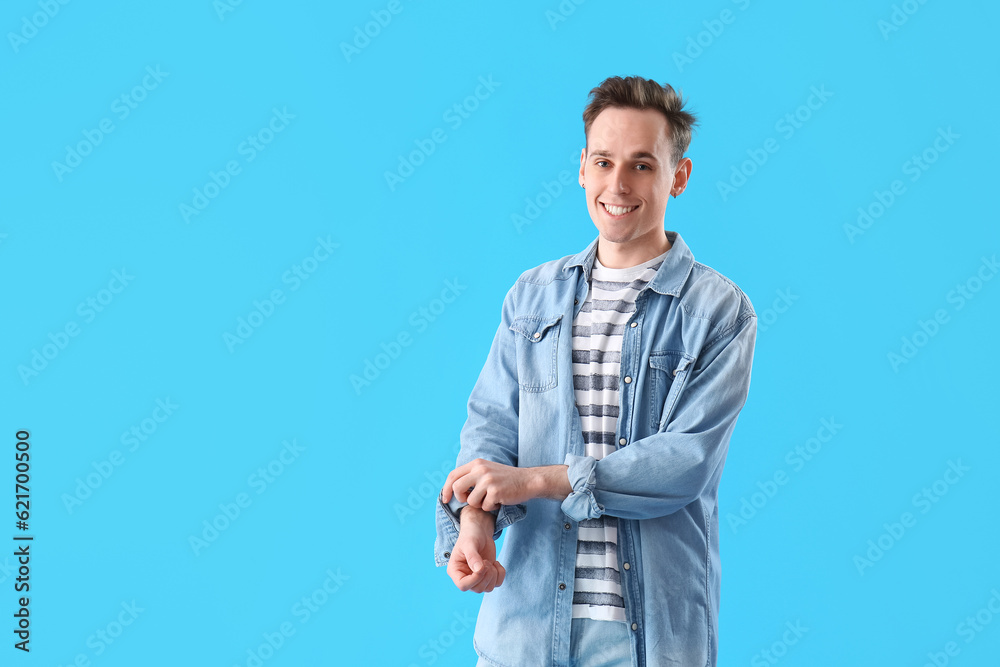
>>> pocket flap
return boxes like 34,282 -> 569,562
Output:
649,350 -> 690,376
510,315 -> 562,343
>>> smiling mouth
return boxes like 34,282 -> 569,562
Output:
601,202 -> 638,217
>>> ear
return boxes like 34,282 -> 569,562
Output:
579,147 -> 587,187
670,157 -> 693,197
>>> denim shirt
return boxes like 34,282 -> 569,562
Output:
434,231 -> 757,667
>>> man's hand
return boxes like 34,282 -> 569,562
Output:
447,507 -> 505,593
441,459 -> 572,511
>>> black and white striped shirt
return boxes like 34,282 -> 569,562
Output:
571,249 -> 668,622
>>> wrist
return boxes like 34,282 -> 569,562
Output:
532,465 -> 572,501
459,505 -> 496,531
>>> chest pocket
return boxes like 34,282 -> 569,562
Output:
648,351 -> 695,431
509,315 -> 562,392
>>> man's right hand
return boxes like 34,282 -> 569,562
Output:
447,506 -> 506,594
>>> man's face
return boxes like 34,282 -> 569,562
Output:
579,106 -> 691,255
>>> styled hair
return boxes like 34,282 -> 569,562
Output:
582,76 -> 698,165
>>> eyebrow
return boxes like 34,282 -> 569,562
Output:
590,149 -> 660,163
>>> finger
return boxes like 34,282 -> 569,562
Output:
441,465 -> 464,503
473,562 -> 498,594
470,564 -> 489,593
481,568 -> 498,594
458,554 -> 492,592
442,462 -> 476,502
487,563 -> 502,593
494,560 -> 506,588
446,548 -> 467,576
450,555 -> 488,592
464,541 -> 484,574
458,569 -> 487,592
452,471 -> 478,503
482,490 -> 499,512
466,484 -> 487,509
447,558 -> 471,590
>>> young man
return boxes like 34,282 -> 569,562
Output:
435,76 -> 757,667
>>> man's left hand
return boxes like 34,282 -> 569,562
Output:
441,459 -> 571,511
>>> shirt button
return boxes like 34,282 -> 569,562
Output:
444,552 -> 451,559
559,583 -> 566,590
564,523 -> 571,530
630,321 -> 637,328
623,562 -> 630,570
533,332 -> 541,339
631,622 -> 638,631
619,438 -> 627,446
673,368 -> 679,376
624,376 -> 632,384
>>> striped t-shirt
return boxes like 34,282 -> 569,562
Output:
571,247 -> 669,622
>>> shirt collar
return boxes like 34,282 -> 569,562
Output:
563,231 -> 695,297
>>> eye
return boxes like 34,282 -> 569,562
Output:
596,160 -> 609,168
636,164 -> 651,171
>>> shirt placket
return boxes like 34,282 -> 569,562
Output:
617,290 -> 647,665
554,272 -> 595,667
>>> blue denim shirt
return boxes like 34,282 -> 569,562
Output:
435,231 -> 757,667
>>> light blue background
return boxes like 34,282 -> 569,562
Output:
2,1 -> 998,665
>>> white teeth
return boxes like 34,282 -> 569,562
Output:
603,203 -> 636,216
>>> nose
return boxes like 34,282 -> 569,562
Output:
610,166 -> 631,194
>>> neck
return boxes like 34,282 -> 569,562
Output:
596,230 -> 671,269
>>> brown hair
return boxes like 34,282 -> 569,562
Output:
582,76 -> 698,165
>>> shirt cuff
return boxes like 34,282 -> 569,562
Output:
560,453 -> 604,521
441,496 -> 527,541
